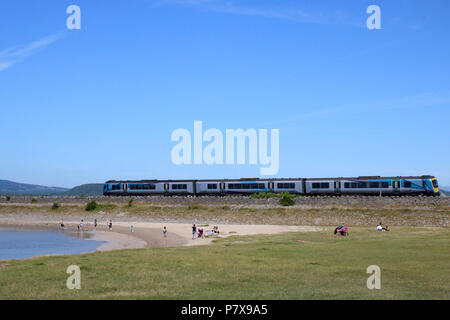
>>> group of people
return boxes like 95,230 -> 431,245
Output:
333,222 -> 391,236
59,218 -> 112,232
192,224 -> 219,239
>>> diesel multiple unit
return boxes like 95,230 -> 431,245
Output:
103,175 -> 440,196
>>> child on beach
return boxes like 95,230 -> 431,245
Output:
163,226 -> 167,246
109,220 -> 112,231
131,225 -> 134,233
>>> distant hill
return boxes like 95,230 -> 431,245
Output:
59,183 -> 104,196
0,180 -> 68,195
440,186 -> 450,196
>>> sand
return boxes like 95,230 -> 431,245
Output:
0,215 -> 325,253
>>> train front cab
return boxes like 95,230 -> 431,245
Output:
430,177 -> 440,195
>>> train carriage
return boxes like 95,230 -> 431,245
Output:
103,175 -> 439,196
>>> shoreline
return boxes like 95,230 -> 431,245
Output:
0,218 -> 326,259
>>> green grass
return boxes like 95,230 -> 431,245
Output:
0,227 -> 448,299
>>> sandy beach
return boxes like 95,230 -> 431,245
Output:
0,216 -> 325,252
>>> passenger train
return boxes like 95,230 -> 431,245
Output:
103,176 -> 440,196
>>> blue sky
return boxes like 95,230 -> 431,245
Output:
0,0 -> 449,188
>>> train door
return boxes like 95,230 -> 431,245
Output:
164,183 -> 169,194
122,183 -> 128,192
268,182 -> 274,193
334,181 -> 341,194
393,180 -> 400,194
220,183 -> 225,194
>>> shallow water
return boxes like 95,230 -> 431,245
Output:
0,227 -> 105,260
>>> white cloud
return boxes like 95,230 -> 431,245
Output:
0,32 -> 65,72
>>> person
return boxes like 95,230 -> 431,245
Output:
60,219 -> 65,229
377,222 -> 390,231
192,224 -> 196,240
130,225 -> 134,233
214,226 -> 220,234
334,225 -> 347,236
163,226 -> 167,245
77,224 -> 80,232
109,220 -> 113,231
94,219 -> 97,231
334,226 -> 343,235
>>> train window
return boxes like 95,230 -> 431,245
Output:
111,184 -> 121,190
258,183 -> 265,189
207,184 -> 217,189
277,183 -> 295,189
369,182 -> 379,188
381,182 -> 389,188
432,180 -> 438,188
404,181 -> 412,188
312,183 -> 329,189
172,184 -> 187,190
358,182 -> 368,188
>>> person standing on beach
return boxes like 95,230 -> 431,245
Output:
131,225 -> 134,233
192,224 -> 196,240
94,219 -> 97,231
163,226 -> 168,245
60,219 -> 65,229
109,220 -> 113,231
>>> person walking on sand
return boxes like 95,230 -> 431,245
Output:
109,220 -> 113,231
131,225 -> 134,233
60,219 -> 65,229
94,219 -> 97,231
192,224 -> 197,240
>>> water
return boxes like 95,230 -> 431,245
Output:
0,228 -> 105,260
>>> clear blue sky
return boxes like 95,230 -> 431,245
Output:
0,0 -> 449,188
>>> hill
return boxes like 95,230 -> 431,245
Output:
0,180 -> 68,195
59,183 -> 104,196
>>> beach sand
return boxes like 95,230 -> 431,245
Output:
0,217 -> 325,252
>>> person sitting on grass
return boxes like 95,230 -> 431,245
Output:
334,226 -> 343,235
377,222 -> 390,231
334,225 -> 348,236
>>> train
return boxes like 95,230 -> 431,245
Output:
103,175 -> 440,196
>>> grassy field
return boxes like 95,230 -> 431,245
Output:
0,227 -> 448,299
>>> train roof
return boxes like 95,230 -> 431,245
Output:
105,175 -> 436,183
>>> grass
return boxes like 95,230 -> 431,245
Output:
0,227 -> 448,299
